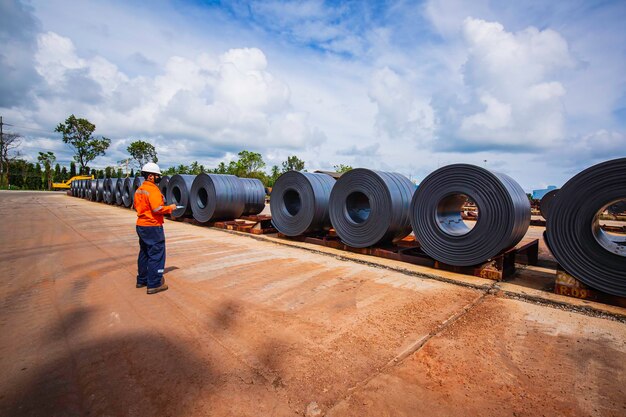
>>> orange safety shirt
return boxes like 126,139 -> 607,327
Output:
134,180 -> 173,226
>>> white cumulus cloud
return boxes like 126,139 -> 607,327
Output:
368,67 -> 436,145
27,32 -> 324,166
432,17 -> 574,150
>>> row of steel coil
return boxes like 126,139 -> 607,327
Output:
70,173 -> 266,218
269,159 -> 625,297
71,158 -> 625,297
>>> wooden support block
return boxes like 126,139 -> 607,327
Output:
554,266 -> 626,308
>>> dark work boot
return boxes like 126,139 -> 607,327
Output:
136,283 -> 147,288
147,278 -> 168,295
147,283 -> 168,294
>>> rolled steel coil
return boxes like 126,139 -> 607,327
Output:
239,178 -> 266,215
410,164 -> 530,267
89,180 -> 95,200
114,178 -> 125,206
539,189 -> 559,220
329,169 -> 415,248
167,174 -> 196,218
84,180 -> 91,200
103,178 -> 112,203
545,158 -> 626,296
76,180 -> 81,197
82,180 -> 87,199
95,179 -> 105,202
189,174 -> 245,222
159,176 -> 170,204
78,180 -> 83,198
121,177 -> 133,207
270,171 -> 336,236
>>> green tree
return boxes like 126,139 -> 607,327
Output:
32,163 -> 43,189
268,165 -> 281,187
130,168 -> 135,178
189,161 -> 205,175
116,168 -> 123,178
7,159 -> 28,189
235,150 -> 265,177
53,163 -> 62,182
281,155 -> 305,172
37,151 -> 56,190
210,161 -> 228,174
69,161 -> 77,177
333,164 -> 353,173
127,140 -> 158,169
105,166 -> 113,178
55,115 -> 110,174
61,166 -> 68,181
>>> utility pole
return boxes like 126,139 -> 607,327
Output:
1,116 -> 4,188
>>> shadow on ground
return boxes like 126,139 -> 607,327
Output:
0,332 -> 217,417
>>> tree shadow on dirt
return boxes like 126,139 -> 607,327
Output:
0,331 -> 218,417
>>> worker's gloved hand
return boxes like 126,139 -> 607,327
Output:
168,204 -> 177,211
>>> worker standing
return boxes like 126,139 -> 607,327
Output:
134,163 -> 177,294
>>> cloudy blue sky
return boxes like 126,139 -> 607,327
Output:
1,0 -> 625,190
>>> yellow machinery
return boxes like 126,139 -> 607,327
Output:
52,175 -> 94,190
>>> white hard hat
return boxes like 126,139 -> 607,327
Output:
141,162 -> 162,175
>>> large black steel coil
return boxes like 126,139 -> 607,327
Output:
410,164 -> 530,267
122,177 -> 133,208
79,180 -> 85,198
106,179 -> 112,202
103,178 -> 112,203
546,158 -> 626,296
87,179 -> 98,201
539,189 -> 559,220
270,171 -> 336,236
95,179 -> 105,202
329,169 -> 415,248
76,180 -> 82,197
159,176 -> 170,204
189,174 -> 245,223
167,174 -> 196,218
114,178 -> 125,206
239,178 -> 266,215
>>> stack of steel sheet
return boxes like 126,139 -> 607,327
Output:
545,158 -> 626,297
122,177 -> 134,208
159,176 -> 170,203
270,171 -> 335,236
114,178 -> 125,206
410,164 -> 530,266
189,174 -> 246,223
95,179 -> 105,202
329,169 -> 415,248
239,178 -> 266,215
167,174 -> 196,218
539,189 -> 559,220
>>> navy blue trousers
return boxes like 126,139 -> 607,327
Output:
136,225 -> 166,289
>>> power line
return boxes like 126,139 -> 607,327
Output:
2,123 -> 61,136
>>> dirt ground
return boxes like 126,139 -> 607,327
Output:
1,191 -> 625,417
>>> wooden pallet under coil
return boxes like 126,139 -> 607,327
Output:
278,231 -> 539,281
554,265 -> 626,308
167,214 -> 276,235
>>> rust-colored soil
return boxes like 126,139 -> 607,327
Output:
1,192 -> 625,417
